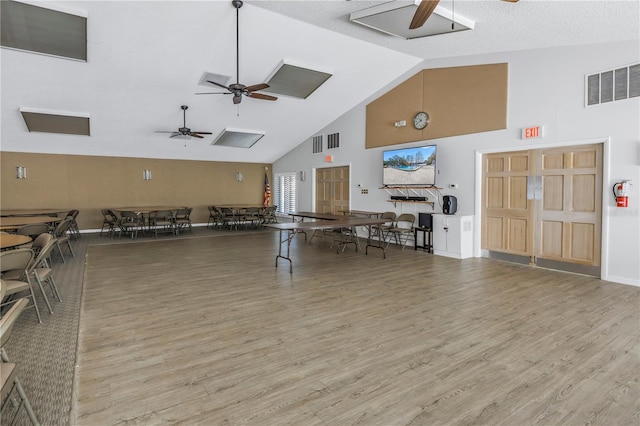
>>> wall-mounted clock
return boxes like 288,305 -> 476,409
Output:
413,111 -> 429,130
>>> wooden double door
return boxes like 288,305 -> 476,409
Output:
482,144 -> 602,273
316,166 -> 350,214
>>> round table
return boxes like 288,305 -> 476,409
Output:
0,216 -> 60,232
0,234 -> 32,250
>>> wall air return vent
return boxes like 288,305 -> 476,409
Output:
327,132 -> 340,150
1,1 -> 87,61
586,63 -> 640,106
312,135 -> 323,154
20,107 -> 90,135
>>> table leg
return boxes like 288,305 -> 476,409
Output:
291,215 -> 308,241
365,224 -> 386,258
414,227 -> 433,252
335,226 -> 359,253
275,229 -> 295,273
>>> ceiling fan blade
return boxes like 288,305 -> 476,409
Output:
192,132 -> 213,135
501,0 -> 519,2
409,0 -> 440,30
169,132 -> 183,138
245,83 -> 269,92
233,94 -> 242,105
190,133 -> 204,139
195,92 -> 230,95
155,131 -> 174,133
248,92 -> 278,101
207,80 -> 231,91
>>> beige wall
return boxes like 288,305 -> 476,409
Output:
366,63 -> 508,148
1,152 -> 271,230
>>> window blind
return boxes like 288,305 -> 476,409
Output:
274,173 -> 297,215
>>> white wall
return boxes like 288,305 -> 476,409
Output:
274,40 -> 640,287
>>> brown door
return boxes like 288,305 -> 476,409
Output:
315,166 -> 350,214
536,145 -> 602,266
482,150 -> 535,259
482,144 -> 602,272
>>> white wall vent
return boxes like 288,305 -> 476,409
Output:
312,135 -> 323,154
586,63 -> 640,106
327,132 -> 340,150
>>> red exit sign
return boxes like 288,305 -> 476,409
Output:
522,125 -> 543,139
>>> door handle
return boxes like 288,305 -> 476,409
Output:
527,176 -> 542,200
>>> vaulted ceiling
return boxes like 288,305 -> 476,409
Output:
2,0 -> 638,164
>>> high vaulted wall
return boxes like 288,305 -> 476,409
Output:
273,40 -> 640,286
366,63 -> 508,148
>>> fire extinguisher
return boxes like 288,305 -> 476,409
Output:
612,180 -> 631,207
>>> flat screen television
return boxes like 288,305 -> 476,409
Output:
383,144 -> 437,186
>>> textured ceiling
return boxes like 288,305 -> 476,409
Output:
252,0 -> 640,59
1,0 -> 639,164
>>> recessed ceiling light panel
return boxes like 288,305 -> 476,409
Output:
1,0 -> 87,60
350,0 -> 474,40
265,59 -> 332,99
198,71 -> 231,88
20,107 -> 90,136
212,128 -> 266,149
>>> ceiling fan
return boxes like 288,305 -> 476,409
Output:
409,0 -> 518,30
196,0 -> 277,105
155,105 -> 212,139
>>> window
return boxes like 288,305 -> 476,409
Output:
274,173 -> 297,215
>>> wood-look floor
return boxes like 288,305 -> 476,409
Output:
73,231 -> 640,425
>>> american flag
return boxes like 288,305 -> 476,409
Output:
263,172 -> 271,207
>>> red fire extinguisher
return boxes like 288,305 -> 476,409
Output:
613,180 -> 630,207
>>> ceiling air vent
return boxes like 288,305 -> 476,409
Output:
211,128 -> 265,148
265,59 -> 332,99
1,1 -> 87,61
586,63 -> 640,107
20,107 -> 90,136
350,1 -> 474,40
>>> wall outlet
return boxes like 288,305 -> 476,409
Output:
361,189 -> 368,195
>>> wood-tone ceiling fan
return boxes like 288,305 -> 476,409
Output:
409,0 -> 518,30
196,0 -> 277,105
155,105 -> 212,139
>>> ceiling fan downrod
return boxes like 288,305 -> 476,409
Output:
233,0 -> 242,86
197,0 -> 276,106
